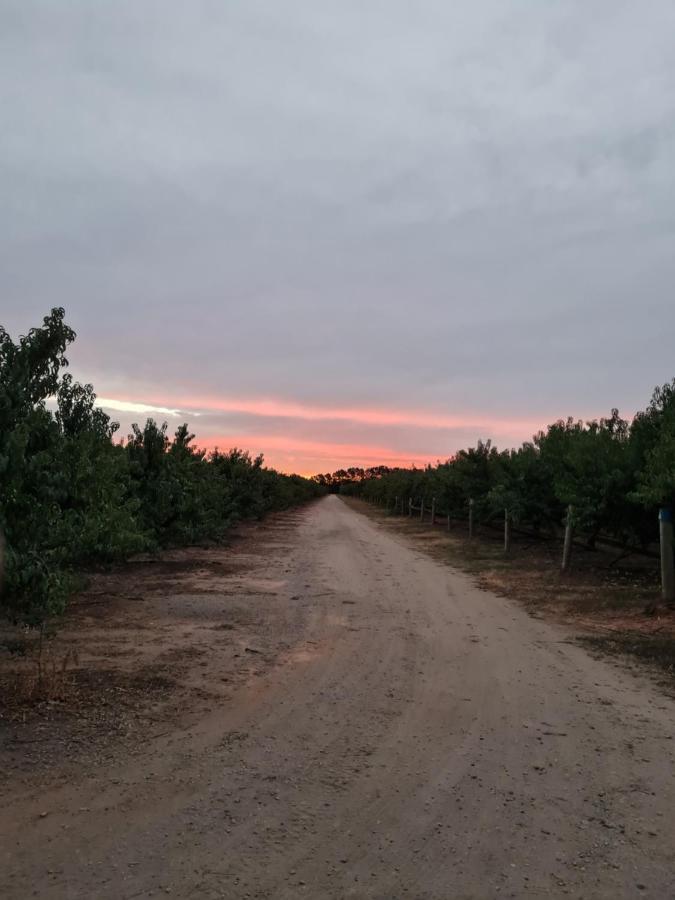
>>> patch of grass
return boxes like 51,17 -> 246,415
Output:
579,633 -> 675,678
1,647 -> 80,707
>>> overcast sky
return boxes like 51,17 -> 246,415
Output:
3,2 -> 675,473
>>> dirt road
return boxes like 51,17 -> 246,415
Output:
2,495 -> 674,899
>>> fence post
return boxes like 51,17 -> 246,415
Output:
394,495 -> 398,514
431,497 -> 436,526
561,504 -> 574,572
447,511 -> 451,531
408,497 -> 412,518
659,508 -> 675,605
420,498 -> 425,521
468,498 -> 474,539
504,508 -> 511,554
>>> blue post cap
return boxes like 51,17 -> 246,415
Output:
659,507 -> 673,523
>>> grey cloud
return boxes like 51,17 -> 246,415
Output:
3,1 -> 675,467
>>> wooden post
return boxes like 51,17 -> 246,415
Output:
659,508 -> 675,605
431,497 -> 436,526
408,497 -> 412,518
504,508 -> 511,554
394,495 -> 398,514
561,504 -> 574,572
447,511 -> 451,531
420,498 -> 425,521
468,498 -> 474,539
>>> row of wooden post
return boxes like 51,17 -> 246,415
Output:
385,495 -> 675,605
393,495 -> 495,546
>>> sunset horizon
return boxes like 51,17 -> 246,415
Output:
90,387 -> 618,476
5,1 -> 674,480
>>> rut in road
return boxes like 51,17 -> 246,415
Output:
2,494 -> 674,899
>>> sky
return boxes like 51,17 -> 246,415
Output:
2,2 -> 675,475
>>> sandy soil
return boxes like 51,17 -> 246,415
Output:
348,499 -> 675,674
1,495 -> 674,899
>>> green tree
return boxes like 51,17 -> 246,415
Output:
0,308 -> 323,626
534,412 -> 633,546
633,381 -> 675,512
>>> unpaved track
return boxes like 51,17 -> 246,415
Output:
2,496 -> 674,899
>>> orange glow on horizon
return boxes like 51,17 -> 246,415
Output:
199,433 -> 440,474
96,390 -> 564,476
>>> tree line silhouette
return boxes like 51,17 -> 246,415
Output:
0,309 -> 323,626
318,393 -> 675,554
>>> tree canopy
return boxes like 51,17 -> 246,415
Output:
0,309 -> 323,625
322,387 -> 675,552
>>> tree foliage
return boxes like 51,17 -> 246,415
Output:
632,382 -> 675,510
320,384 -> 675,551
0,309 -> 323,625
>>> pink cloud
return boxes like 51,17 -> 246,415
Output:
122,392 -> 545,436
96,391 -> 562,474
